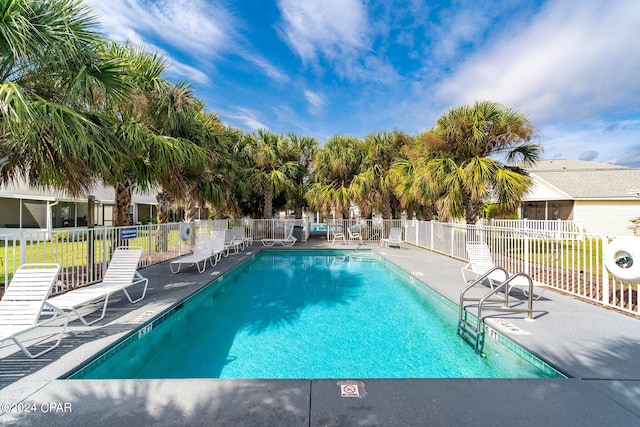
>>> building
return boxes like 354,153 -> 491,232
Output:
0,180 -> 158,234
522,159 -> 640,236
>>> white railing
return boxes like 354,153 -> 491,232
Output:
0,222 -> 204,295
232,219 -> 308,242
405,220 -> 638,317
0,219 -> 311,294
491,219 -> 584,240
2,218 -> 637,317
324,218 -> 404,243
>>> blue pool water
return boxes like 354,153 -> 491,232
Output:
73,251 -> 561,379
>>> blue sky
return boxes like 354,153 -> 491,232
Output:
84,0 -> 640,166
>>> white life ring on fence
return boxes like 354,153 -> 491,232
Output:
604,237 -> 640,281
179,223 -> 193,241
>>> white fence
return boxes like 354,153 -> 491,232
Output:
1,218 -> 637,317
405,220 -> 638,317
491,219 -> 584,239
0,219 -> 311,295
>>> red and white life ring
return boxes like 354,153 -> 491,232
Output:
604,237 -> 640,281
179,223 -> 193,241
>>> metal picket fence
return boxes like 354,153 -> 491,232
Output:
404,220 -> 638,317
1,218 -> 638,317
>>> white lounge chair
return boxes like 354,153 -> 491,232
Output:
381,227 -> 403,248
0,263 -> 69,358
232,226 -> 252,247
170,233 -> 225,274
348,225 -> 363,244
462,241 -> 547,299
461,241 -> 497,284
48,247 -> 148,325
224,229 -> 243,255
261,225 -> 297,246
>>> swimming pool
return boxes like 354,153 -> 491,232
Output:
71,250 -> 562,379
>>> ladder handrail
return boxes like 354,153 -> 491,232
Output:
458,269 -> 535,353
459,266 -> 509,322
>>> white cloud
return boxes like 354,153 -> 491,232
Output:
277,0 -> 369,63
303,90 -> 324,113
164,59 -> 211,86
84,0 -> 288,87
244,55 -> 290,84
223,108 -> 269,131
436,0 -> 640,124
85,0 -> 231,56
538,118 -> 640,166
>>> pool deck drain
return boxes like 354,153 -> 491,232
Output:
1,242 -> 639,426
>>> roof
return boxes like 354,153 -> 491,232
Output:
527,159 -> 640,199
0,179 -> 158,205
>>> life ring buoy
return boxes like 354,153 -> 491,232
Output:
604,237 -> 640,281
179,223 -> 193,241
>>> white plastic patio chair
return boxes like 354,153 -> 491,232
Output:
461,241 -> 497,284
0,263 -> 69,358
262,225 -> 297,246
48,246 -> 149,325
232,226 -> 252,247
380,227 -> 403,248
348,225 -> 363,244
224,229 -> 243,255
462,241 -> 547,298
330,225 -> 346,245
170,233 -> 225,274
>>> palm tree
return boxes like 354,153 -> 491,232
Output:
286,133 -> 318,219
243,130 -> 299,218
148,82 -> 225,223
307,135 -> 364,219
352,131 -> 409,218
0,0 -> 127,193
97,43 -> 207,227
417,101 -> 540,223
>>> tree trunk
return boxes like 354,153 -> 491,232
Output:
294,202 -> 303,219
155,190 -> 172,252
381,194 -> 392,219
264,190 -> 273,219
156,190 -> 171,224
341,202 -> 350,219
114,181 -> 133,227
464,191 -> 481,225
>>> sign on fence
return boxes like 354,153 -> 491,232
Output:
121,227 -> 138,240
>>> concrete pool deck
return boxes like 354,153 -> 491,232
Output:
1,241 -> 639,426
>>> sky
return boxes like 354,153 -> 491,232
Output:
83,0 -> 640,167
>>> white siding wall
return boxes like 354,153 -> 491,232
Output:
574,200 -> 640,236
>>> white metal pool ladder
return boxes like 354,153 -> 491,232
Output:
457,267 -> 535,353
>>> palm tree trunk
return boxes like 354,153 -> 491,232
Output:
464,191 -> 481,225
155,190 -> 171,252
264,190 -> 273,219
114,181 -> 133,227
156,190 -> 171,224
381,194 -> 392,219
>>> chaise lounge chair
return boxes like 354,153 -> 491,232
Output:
170,233 -> 225,273
0,263 -> 69,358
232,226 -> 252,248
461,241 -> 498,284
261,225 -> 297,246
380,227 -> 404,248
224,229 -> 243,255
48,246 -> 149,325
462,241 -> 547,299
